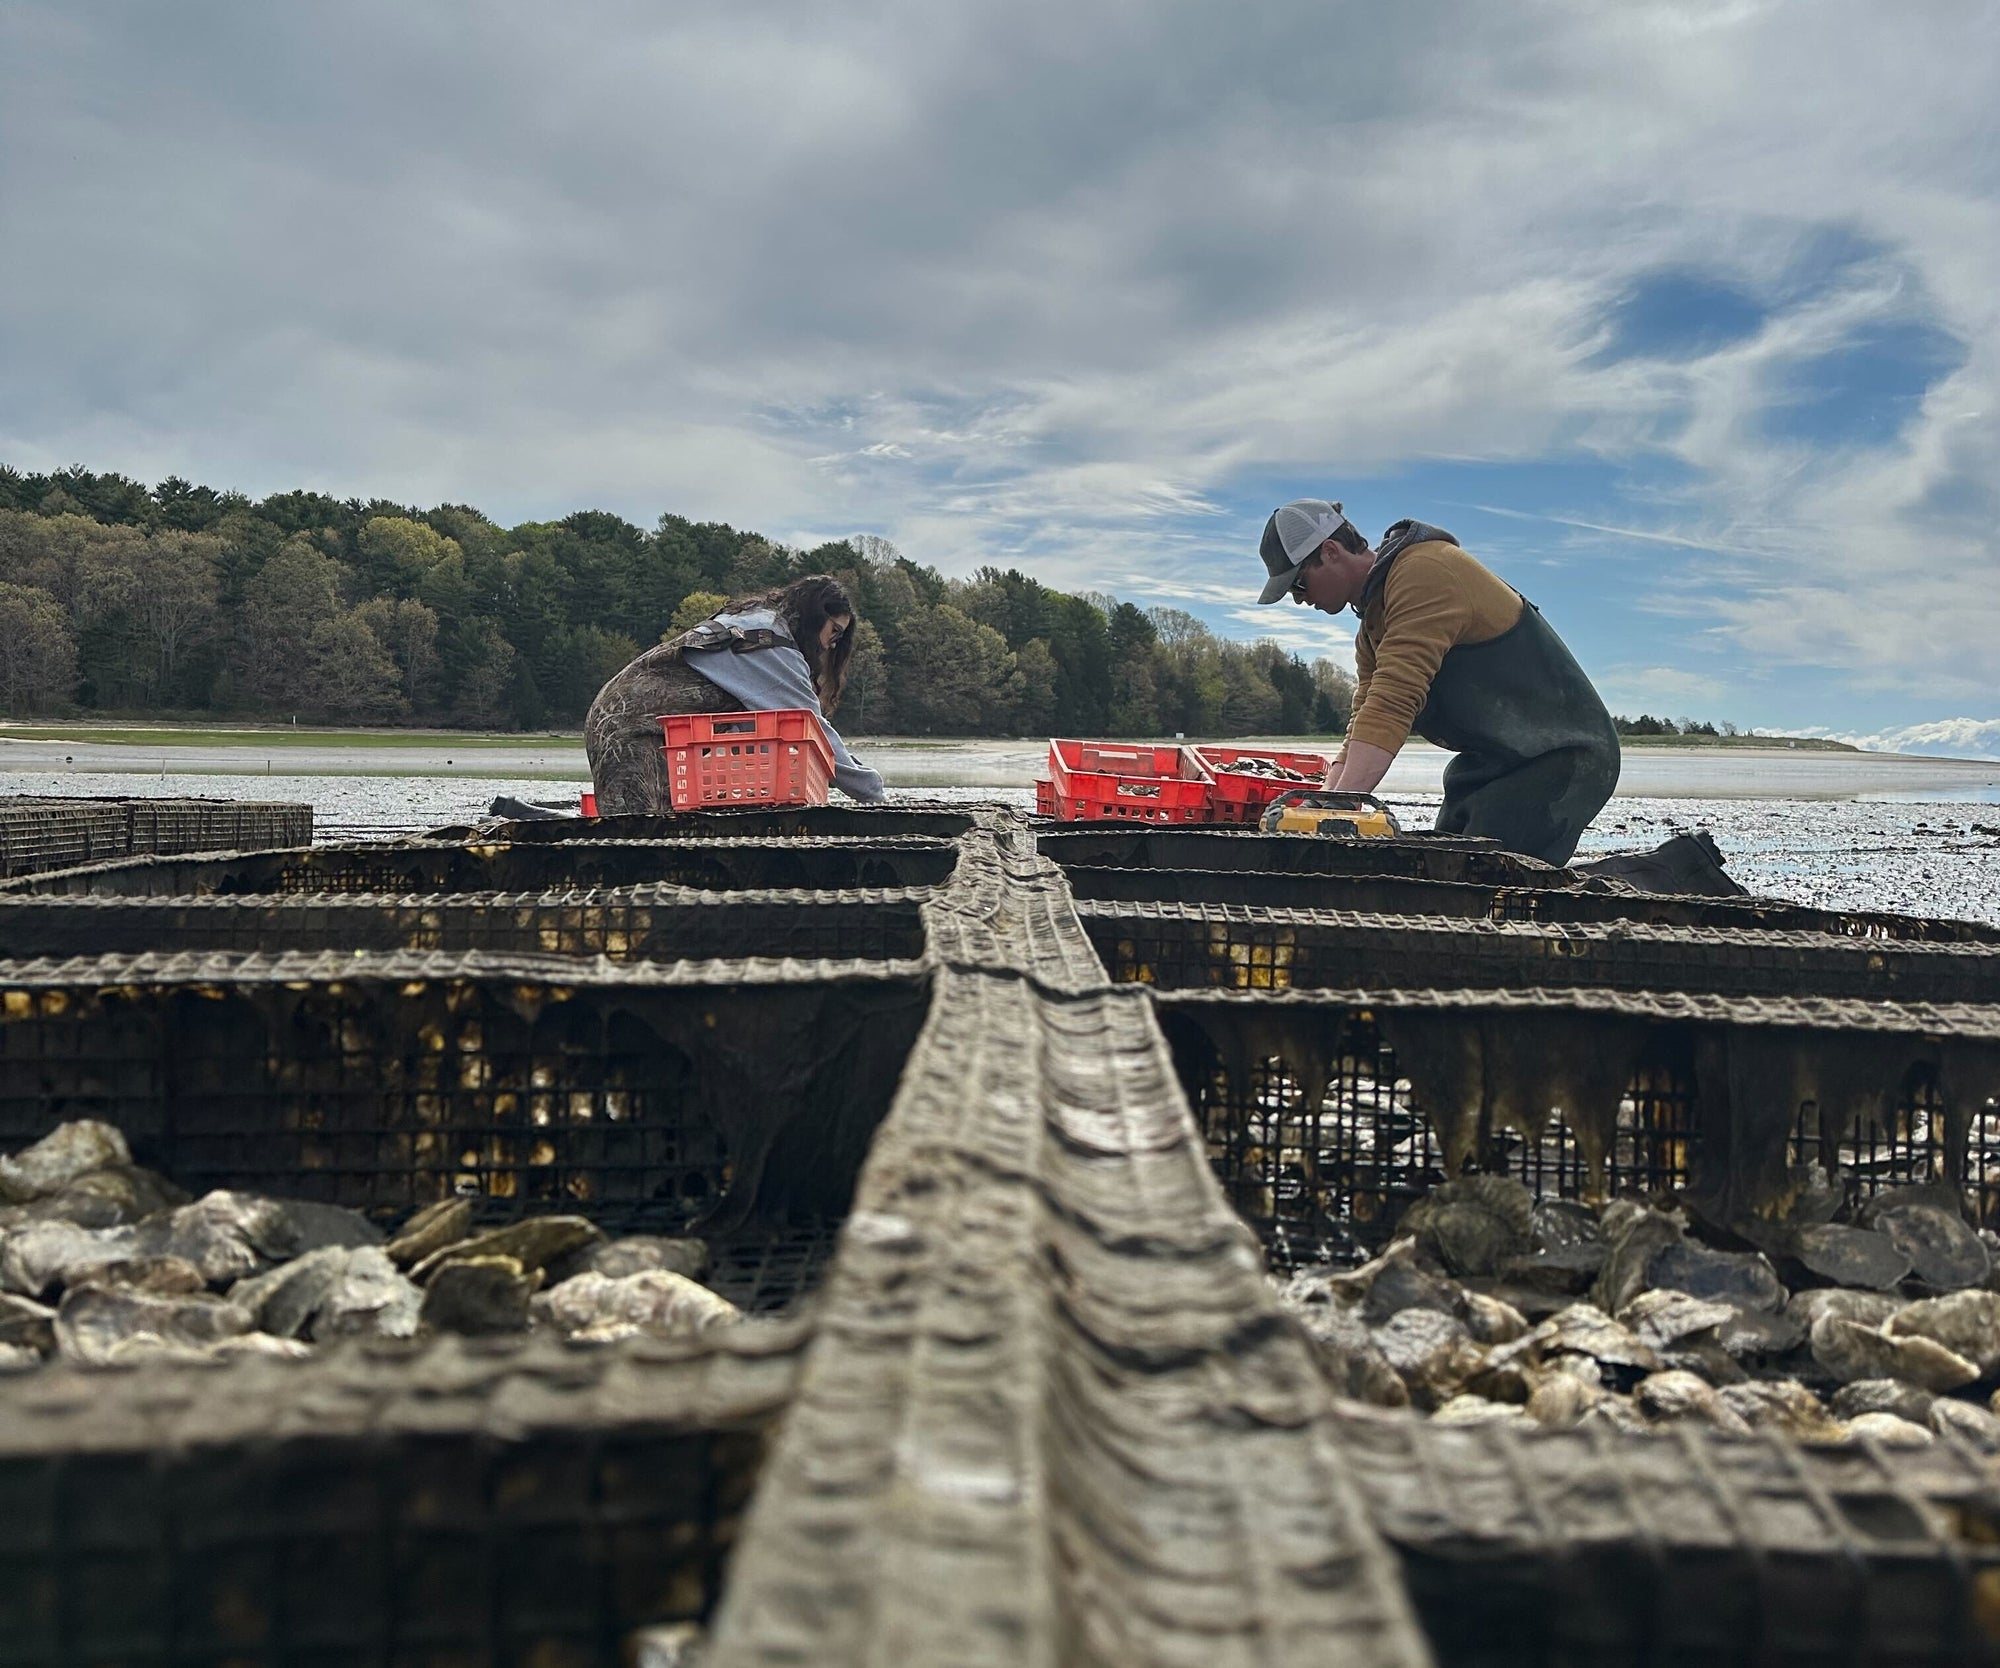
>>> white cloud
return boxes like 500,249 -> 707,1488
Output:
1214,608 -> 1360,664
2,0 -> 1997,727
1596,666 -> 1731,713
1818,718 -> 2000,761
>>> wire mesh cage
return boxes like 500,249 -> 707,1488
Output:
1158,999 -> 1700,1269
1493,880 -> 2000,943
1331,1407 -> 2000,1668
1039,828 -> 1559,886
116,798 -> 314,858
0,889 -> 930,965
0,797 -> 1993,1668
1789,1061 -> 2000,1230
1061,860 -> 2000,943
1076,901 -> 2000,1002
0,798 -> 313,880
0,1331 -> 800,1668
1065,862 -> 1513,918
5,837 -> 963,899
0,801 -> 128,878
468,806 -> 980,843
0,958 -> 930,1269
1156,988 -> 2000,1277
705,1219 -> 847,1314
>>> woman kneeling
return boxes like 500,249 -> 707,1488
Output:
584,574 -> 886,812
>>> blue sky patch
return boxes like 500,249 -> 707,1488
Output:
1761,318 -> 1964,446
1591,270 -> 1768,364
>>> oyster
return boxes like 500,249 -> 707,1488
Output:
534,1269 -> 741,1342
420,1255 -> 541,1335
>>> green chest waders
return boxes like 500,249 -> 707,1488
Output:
1407,599 -> 1621,866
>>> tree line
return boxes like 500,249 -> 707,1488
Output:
0,465 -> 1353,738
1612,714 -> 1732,737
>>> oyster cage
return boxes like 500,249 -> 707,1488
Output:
2,833 -> 959,898
0,1330 -> 800,1666
1158,999 -> 1704,1268
0,799 -> 1997,1668
461,805 -> 980,842
0,952 -> 928,1242
0,887 -> 930,962
1332,1405 -> 2000,1667
0,796 -> 312,880
1076,899 -> 2000,999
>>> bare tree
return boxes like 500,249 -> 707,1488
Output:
0,584 -> 79,714
307,612 -> 405,720
0,512 -> 146,619
237,539 -> 344,708
354,596 -> 440,709
1146,607 -> 1210,649
1312,658 -> 1357,729
134,533 -> 222,697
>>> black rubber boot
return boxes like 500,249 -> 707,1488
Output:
1571,830 -> 1747,896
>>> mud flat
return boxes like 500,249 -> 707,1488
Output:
1,733 -> 1996,923
5,728 -> 1995,801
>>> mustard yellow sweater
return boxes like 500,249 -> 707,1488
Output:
1351,542 -> 1523,753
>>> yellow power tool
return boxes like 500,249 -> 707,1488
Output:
1258,789 -> 1404,838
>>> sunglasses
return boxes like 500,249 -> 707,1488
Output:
1289,552 -> 1320,601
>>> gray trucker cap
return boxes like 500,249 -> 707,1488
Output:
1257,498 -> 1351,605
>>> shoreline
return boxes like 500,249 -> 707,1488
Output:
4,730 -> 1996,803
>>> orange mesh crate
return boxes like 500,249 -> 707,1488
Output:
1187,744 -> 1334,824
1045,740 -> 1212,823
661,710 -> 837,810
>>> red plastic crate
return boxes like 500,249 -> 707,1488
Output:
660,709 -> 836,810
1046,740 -> 1212,824
1034,779 -> 1056,816
1187,745 -> 1334,824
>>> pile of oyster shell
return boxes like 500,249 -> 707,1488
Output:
0,1121 -> 740,1368
1278,1171 -> 2000,1447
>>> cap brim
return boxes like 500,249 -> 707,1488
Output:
1257,564 -> 1299,605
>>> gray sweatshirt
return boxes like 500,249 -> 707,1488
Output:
683,608 -> 886,802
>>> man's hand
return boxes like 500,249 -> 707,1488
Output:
1330,740 -> 1397,794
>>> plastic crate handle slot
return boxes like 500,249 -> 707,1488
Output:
711,717 -> 760,736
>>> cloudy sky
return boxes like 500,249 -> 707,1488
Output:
4,1 -> 1997,752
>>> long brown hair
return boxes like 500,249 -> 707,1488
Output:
727,573 -> 858,711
